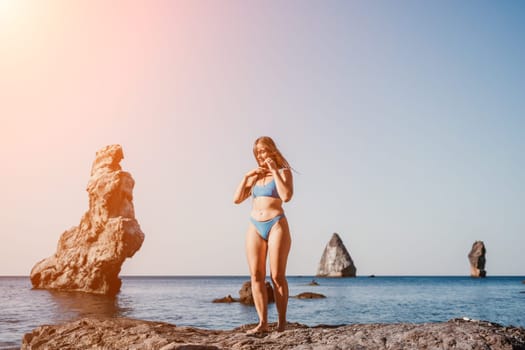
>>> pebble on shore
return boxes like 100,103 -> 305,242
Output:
21,317 -> 525,350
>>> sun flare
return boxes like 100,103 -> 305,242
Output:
0,0 -> 15,16
0,0 -> 21,27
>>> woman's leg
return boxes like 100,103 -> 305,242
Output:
245,224 -> 269,333
268,217 -> 292,332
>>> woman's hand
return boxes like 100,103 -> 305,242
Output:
264,158 -> 278,172
245,167 -> 268,180
234,167 -> 269,204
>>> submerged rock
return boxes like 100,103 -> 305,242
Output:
468,240 -> 487,278
293,292 -> 326,299
317,233 -> 356,277
30,145 -> 145,295
21,317 -> 525,350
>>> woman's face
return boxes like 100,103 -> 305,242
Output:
255,143 -> 272,167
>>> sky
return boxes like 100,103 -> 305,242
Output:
1,1 -> 524,276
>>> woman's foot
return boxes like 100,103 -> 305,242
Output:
246,323 -> 268,335
276,321 -> 287,332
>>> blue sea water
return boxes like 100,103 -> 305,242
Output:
1,275 -> 524,349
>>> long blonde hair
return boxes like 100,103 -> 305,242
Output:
253,136 -> 291,170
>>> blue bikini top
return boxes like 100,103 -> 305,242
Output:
252,178 -> 280,199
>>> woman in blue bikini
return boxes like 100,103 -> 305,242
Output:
233,136 -> 293,334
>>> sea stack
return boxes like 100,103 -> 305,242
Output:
317,233 -> 356,277
30,145 -> 145,295
468,241 -> 486,278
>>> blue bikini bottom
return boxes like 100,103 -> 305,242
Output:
250,215 -> 285,240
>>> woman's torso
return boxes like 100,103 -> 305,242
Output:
250,173 -> 284,221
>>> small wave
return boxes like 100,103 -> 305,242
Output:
0,319 -> 21,324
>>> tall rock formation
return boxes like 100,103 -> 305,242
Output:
468,241 -> 487,278
30,145 -> 145,295
317,233 -> 356,277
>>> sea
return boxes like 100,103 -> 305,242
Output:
1,275 -> 524,349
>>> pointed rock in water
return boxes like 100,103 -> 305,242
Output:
30,145 -> 145,295
317,233 -> 356,277
468,240 -> 487,278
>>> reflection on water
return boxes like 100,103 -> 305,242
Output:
45,290 -> 130,323
0,277 -> 135,350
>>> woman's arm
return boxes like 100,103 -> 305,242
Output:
268,162 -> 293,202
233,169 -> 261,204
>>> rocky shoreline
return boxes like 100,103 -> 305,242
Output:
21,317 -> 525,350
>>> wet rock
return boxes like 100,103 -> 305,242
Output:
317,233 -> 356,277
30,145 -> 145,295
212,295 -> 238,303
468,240 -> 487,277
293,292 -> 326,299
238,281 -> 274,305
21,317 -> 525,350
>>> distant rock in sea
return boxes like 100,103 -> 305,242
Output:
214,282 -> 325,304
30,145 -> 145,295
316,233 -> 356,277
468,240 -> 487,278
213,294 -> 237,303
293,292 -> 326,299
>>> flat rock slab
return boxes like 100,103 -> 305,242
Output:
21,317 -> 525,350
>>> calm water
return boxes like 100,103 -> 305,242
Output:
1,275 -> 524,349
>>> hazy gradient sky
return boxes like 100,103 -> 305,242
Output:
1,1 -> 524,276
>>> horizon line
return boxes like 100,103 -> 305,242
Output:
1,274 -> 524,278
